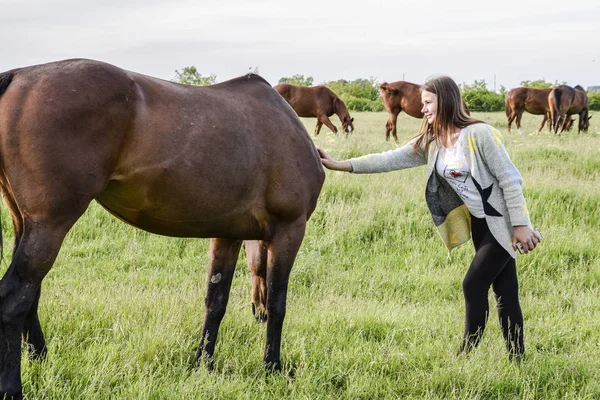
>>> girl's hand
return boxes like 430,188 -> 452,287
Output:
512,226 -> 542,254
315,145 -> 353,172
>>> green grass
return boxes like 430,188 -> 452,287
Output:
2,111 -> 600,399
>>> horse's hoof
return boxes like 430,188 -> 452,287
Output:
252,303 -> 267,323
0,389 -> 23,400
265,360 -> 281,373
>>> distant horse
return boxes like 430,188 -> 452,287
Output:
380,80 -> 470,142
0,59 -> 325,399
549,85 -> 591,133
379,81 -> 424,142
274,83 -> 354,136
505,87 -> 574,134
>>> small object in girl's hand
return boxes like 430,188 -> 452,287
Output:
516,229 -> 542,253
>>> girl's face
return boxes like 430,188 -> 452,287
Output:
421,90 -> 438,124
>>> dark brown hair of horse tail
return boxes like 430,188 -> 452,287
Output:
0,72 -> 13,258
0,72 -> 13,97
551,89 -> 563,132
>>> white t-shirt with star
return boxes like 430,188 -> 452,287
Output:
435,129 -> 485,218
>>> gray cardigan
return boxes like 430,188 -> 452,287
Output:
349,123 -> 532,258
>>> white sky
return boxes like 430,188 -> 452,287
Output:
1,0 -> 599,90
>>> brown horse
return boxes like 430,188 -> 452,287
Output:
0,59 -> 325,399
379,81 -> 424,142
273,83 -> 354,136
549,85 -> 591,133
505,87 -> 575,134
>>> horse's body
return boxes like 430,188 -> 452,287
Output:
0,59 -> 324,398
505,87 -> 575,134
273,83 -> 354,136
548,85 -> 590,133
379,81 -> 424,142
505,87 -> 553,134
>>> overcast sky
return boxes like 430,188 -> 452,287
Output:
1,0 -> 599,91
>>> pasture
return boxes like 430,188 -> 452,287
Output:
2,111 -> 599,399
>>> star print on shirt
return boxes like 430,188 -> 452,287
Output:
472,177 -> 503,217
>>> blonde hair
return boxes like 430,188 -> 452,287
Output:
413,75 -> 481,152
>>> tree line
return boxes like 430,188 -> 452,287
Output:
173,67 -> 600,112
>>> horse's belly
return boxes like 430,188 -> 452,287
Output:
96,172 -> 265,239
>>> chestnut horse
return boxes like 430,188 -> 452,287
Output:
0,59 -> 325,399
379,81 -> 424,142
505,87 -> 574,134
274,83 -> 354,136
380,80 -> 470,142
549,85 -> 591,133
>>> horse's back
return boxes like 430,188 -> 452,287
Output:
0,59 -> 324,239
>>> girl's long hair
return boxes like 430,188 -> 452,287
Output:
413,75 -> 481,152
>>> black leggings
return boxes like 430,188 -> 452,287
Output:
460,215 -> 524,358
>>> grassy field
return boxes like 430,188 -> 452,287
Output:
2,111 -> 600,399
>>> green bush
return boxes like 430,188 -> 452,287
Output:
460,80 -> 505,112
588,93 -> 600,111
340,94 -> 385,112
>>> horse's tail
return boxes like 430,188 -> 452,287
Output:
550,88 -> 563,133
505,93 -> 512,118
379,82 -> 398,95
0,72 -> 13,257
0,71 -> 13,97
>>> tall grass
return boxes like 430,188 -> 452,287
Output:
2,111 -> 599,399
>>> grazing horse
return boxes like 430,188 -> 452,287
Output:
549,85 -> 591,133
0,59 -> 325,399
505,87 -> 575,134
273,83 -> 354,136
379,81 -> 424,142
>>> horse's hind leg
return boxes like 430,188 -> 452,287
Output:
263,218 -> 306,371
0,218 -> 79,398
244,240 -> 267,323
515,111 -> 524,135
388,111 -> 400,143
22,287 -> 46,360
507,112 -> 515,133
195,238 -> 243,369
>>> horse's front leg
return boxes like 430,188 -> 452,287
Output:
195,238 -> 242,370
263,218 -> 306,371
538,114 -> 548,133
318,115 -> 338,134
313,121 -> 323,136
244,240 -> 267,322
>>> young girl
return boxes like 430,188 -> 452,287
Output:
317,75 -> 541,360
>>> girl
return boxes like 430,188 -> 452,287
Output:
317,75 -> 541,359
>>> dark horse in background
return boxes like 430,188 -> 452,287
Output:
380,80 -> 470,143
505,87 -> 574,134
273,83 -> 354,136
0,59 -> 325,399
548,85 -> 591,133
